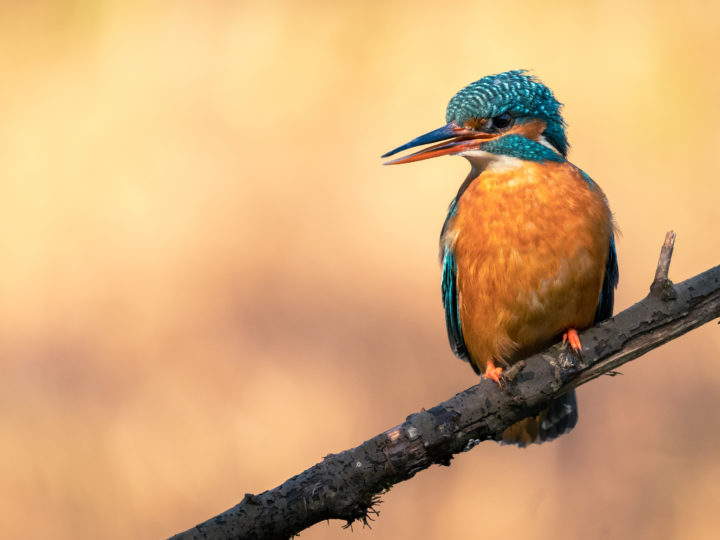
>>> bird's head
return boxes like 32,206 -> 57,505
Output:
382,70 -> 568,165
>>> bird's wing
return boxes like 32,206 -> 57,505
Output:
441,248 -> 470,361
594,234 -> 619,323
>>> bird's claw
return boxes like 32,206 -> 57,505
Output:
562,328 -> 583,355
483,364 -> 504,386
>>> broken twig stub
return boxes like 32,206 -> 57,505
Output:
650,230 -> 677,300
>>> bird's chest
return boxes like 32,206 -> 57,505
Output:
446,163 -> 608,263
444,161 -> 612,362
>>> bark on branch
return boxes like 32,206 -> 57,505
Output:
170,232 -> 720,540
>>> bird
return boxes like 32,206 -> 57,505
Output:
382,70 -> 618,446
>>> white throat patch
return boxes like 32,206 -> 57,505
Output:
459,150 -> 524,176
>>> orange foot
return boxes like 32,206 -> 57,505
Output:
563,328 -> 583,354
483,359 -> 504,385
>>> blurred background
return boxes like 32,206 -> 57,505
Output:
1,1 -> 719,538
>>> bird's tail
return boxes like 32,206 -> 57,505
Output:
499,390 -> 578,447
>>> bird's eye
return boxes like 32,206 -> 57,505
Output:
491,112 -> 514,131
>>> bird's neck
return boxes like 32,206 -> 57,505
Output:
461,135 -> 566,177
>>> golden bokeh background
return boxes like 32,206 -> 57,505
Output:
1,1 -> 719,538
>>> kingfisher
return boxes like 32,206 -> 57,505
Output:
382,70 -> 618,446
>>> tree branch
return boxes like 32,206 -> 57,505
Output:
170,233 -> 720,540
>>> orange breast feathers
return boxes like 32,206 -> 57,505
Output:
444,160 -> 614,373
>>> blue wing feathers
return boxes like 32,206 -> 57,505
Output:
442,249 -> 469,361
594,235 -> 619,323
